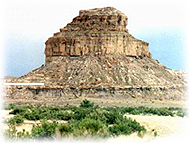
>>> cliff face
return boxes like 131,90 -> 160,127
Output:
45,7 -> 151,64
4,7 -> 186,103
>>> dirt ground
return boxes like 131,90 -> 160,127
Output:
4,97 -> 187,108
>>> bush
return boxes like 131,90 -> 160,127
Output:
23,111 -> 40,120
56,111 -> 73,120
58,123 -> 72,136
78,118 -> 104,134
9,106 -> 26,115
118,107 -> 178,117
72,108 -> 92,120
8,115 -> 24,125
109,118 -> 146,136
69,118 -> 109,137
103,111 -> 123,124
176,110 -> 185,117
157,108 -> 173,116
4,103 -> 16,110
4,104 -> 151,139
80,99 -> 94,108
31,120 -> 58,139
86,110 -> 107,122
109,123 -> 132,135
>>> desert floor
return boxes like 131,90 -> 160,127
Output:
2,108 -> 189,142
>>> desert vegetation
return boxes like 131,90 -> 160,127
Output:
4,100 -> 186,140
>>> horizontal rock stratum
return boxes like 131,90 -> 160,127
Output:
4,7 -> 186,103
45,7 -> 151,64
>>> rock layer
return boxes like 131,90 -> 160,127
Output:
45,7 -> 151,64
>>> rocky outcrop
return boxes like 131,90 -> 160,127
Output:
4,7 -> 186,103
45,7 -> 151,64
4,55 -> 186,101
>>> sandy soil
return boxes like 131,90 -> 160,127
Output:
107,114 -> 189,142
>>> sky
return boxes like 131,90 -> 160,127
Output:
0,0 -> 189,77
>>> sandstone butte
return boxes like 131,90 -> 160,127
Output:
4,7 -> 187,103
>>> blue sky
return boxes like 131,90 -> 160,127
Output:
4,34 -> 45,77
2,0 -> 188,77
135,28 -> 186,71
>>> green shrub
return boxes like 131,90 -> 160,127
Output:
57,111 -> 73,120
109,118 -> 146,136
80,99 -> 94,108
78,118 -> 104,134
103,111 -> 123,124
69,118 -> 108,137
9,106 -> 26,115
72,108 -> 92,120
109,123 -> 132,135
154,131 -> 158,137
23,111 -> 40,120
119,107 -> 179,117
58,123 -> 72,136
4,104 -> 152,139
4,103 -> 16,110
86,110 -> 107,122
176,110 -> 185,117
119,107 -> 135,114
8,115 -> 24,125
49,106 -> 61,111
31,120 -> 58,138
158,108 -> 173,116
8,103 -> 188,139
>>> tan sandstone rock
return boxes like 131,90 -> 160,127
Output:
45,7 -> 151,64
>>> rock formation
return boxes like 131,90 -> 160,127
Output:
4,7 -> 186,103
45,7 -> 151,64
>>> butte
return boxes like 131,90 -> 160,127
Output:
4,7 -> 186,106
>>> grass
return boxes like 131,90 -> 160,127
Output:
4,100 -> 186,140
